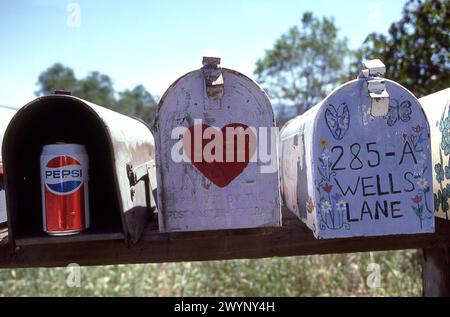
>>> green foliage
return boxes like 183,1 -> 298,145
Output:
36,63 -> 77,96
353,0 -> 450,97
0,251 -> 422,296
35,64 -> 157,124
254,12 -> 350,115
118,85 -> 157,123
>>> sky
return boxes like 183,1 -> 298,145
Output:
0,0 -> 408,108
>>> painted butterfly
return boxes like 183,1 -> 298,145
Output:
325,103 -> 350,140
385,100 -> 412,127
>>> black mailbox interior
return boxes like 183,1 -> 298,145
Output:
3,96 -> 123,245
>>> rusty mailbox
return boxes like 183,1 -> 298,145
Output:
155,55 -> 281,232
420,88 -> 450,220
2,93 -> 156,246
280,59 -> 434,239
0,105 -> 17,224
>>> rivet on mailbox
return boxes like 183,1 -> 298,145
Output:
155,55 -> 281,232
420,88 -> 450,220
280,59 -> 434,239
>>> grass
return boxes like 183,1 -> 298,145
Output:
0,250 -> 422,296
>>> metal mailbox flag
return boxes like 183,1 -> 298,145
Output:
280,59 -> 434,239
420,88 -> 450,220
155,55 -> 281,232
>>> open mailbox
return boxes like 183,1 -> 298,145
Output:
2,93 -> 156,248
280,60 -> 435,239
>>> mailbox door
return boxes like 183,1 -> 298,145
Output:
420,88 -> 450,220
156,69 -> 281,232
308,79 -> 434,238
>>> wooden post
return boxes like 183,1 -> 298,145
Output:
423,247 -> 450,297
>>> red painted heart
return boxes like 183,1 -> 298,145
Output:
183,123 -> 257,188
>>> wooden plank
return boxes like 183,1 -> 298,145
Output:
422,247 -> 450,297
15,231 -> 124,247
0,210 -> 449,268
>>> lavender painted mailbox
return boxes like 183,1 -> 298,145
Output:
420,88 -> 450,220
155,56 -> 281,232
280,60 -> 434,239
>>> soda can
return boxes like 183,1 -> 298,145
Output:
40,143 -> 90,235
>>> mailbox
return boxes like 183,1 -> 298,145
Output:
155,56 -> 281,232
2,93 -> 156,246
280,60 -> 434,239
420,88 -> 450,220
0,105 -> 17,224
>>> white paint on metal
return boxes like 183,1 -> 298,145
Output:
420,88 -> 450,220
156,66 -> 281,232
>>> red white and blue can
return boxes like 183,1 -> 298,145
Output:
40,143 -> 90,235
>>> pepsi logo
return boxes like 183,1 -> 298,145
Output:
44,156 -> 83,195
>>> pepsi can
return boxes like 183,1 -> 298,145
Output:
40,143 -> 90,235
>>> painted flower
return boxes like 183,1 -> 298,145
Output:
441,134 -> 450,156
321,200 -> 332,213
413,125 -> 422,134
319,138 -> 328,149
321,150 -> 330,161
413,164 -> 423,177
306,197 -> 315,214
418,152 -> 427,165
445,165 -> 450,180
435,163 -> 445,183
416,178 -> 428,190
336,200 -> 347,211
409,134 -> 417,144
439,116 -> 450,133
412,194 -> 422,204
332,192 -> 342,202
322,183 -> 333,193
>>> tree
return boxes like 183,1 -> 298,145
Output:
76,71 -> 116,107
35,63 -> 158,124
117,85 -> 158,123
35,63 -> 77,96
254,12 -> 350,115
355,0 -> 449,97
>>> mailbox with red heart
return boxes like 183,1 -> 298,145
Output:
155,56 -> 281,232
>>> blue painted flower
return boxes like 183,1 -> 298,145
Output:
332,193 -> 342,202
442,135 -> 450,156
445,165 -> 450,180
435,163 -> 445,183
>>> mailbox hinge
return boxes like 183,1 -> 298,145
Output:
202,55 -> 224,101
126,161 -> 154,203
360,59 -> 390,117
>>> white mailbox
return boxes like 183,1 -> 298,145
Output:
280,60 -> 434,239
0,105 -> 17,224
155,56 -> 281,232
420,88 -> 450,220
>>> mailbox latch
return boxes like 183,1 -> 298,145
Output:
360,59 -> 390,117
202,56 -> 224,101
126,161 -> 154,202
